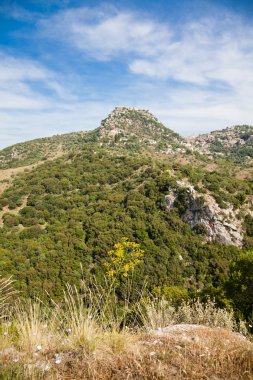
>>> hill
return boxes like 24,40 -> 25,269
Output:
0,107 -> 184,170
0,131 -> 98,170
189,124 -> 253,162
0,108 -> 252,320
98,107 -> 184,153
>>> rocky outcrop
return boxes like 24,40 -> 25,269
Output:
98,107 -> 184,153
166,184 -> 244,247
187,125 -> 253,161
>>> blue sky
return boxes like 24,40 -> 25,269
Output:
0,0 -> 253,148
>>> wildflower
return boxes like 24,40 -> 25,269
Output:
36,345 -> 42,351
104,238 -> 144,281
3,331 -> 8,336
66,328 -> 72,333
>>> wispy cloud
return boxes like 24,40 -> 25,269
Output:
0,52 -> 113,147
0,52 -> 77,108
130,16 -> 253,90
38,6 -> 171,60
35,6 -> 253,132
39,6 -> 253,87
0,3 -> 39,22
0,53 -> 55,110
0,4 -> 253,148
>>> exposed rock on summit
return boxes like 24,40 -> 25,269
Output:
98,107 -> 184,153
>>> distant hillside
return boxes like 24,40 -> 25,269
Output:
1,110 -> 252,171
98,107 -> 184,153
189,125 -> 253,162
0,107 -> 185,169
0,131 -> 98,169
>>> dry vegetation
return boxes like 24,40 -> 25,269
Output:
0,280 -> 252,380
0,165 -> 35,195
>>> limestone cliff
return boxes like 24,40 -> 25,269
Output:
166,183 -> 245,246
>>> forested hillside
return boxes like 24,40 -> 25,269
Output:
0,108 -> 252,319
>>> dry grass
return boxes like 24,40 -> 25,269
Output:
0,284 -> 252,379
14,301 -> 61,355
138,297 -> 239,332
0,276 -> 16,320
1,326 -> 251,380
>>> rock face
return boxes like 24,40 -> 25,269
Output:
166,184 -> 244,247
184,193 -> 243,246
98,107 -> 184,153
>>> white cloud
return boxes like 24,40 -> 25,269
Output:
0,52 -> 78,112
0,101 -> 113,148
0,53 -> 114,147
0,53 -> 62,110
36,6 -> 253,132
38,7 -> 171,60
39,7 -> 253,87
130,17 -> 253,88
1,6 -> 253,149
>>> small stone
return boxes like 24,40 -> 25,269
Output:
152,339 -> 162,345
41,363 -> 50,371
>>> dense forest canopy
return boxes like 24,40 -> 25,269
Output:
0,110 -> 252,319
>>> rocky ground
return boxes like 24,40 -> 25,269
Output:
1,325 -> 252,379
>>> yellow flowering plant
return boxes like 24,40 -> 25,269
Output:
100,238 -> 144,324
104,238 -> 144,282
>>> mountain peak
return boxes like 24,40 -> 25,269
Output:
98,107 -> 183,153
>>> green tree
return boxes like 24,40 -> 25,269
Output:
226,250 -> 253,319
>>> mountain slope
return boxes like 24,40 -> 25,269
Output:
189,125 -> 253,162
0,107 -> 184,170
0,108 -> 252,303
0,143 -> 252,298
0,130 -> 98,170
